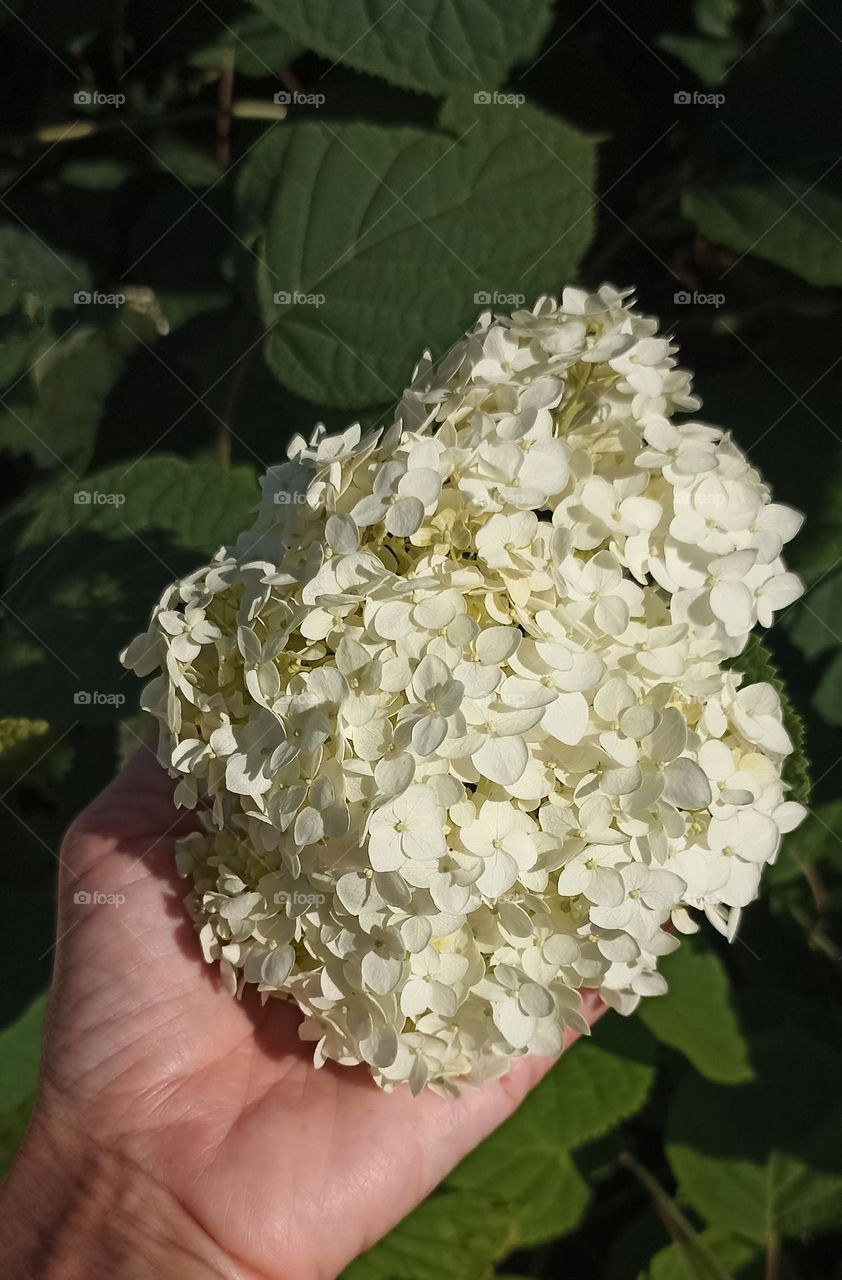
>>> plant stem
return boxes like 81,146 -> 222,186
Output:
765,1231 -> 781,1280
280,64 -> 304,94
215,52 -> 235,171
618,1152 -> 732,1280
216,342 -> 258,468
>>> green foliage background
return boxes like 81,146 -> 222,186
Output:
1,1 -> 841,1275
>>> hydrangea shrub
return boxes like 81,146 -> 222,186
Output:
122,287 -> 806,1094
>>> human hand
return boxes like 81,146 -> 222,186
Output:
0,749 -> 605,1280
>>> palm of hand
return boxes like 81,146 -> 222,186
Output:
43,750 -> 603,1280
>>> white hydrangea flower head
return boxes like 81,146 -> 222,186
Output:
122,285 -> 807,1095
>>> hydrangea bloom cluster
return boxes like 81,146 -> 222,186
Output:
122,286 -> 807,1095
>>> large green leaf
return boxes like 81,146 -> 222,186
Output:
248,0 -> 553,94
448,1016 -> 656,1244
0,992 -> 46,1178
666,1033 -> 842,1242
638,944 -> 752,1084
452,1143 -> 588,1248
0,458 -> 258,721
239,98 -> 595,407
340,1188 -> 518,1280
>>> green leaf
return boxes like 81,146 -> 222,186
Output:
455,1143 -> 588,1248
637,944 -> 752,1084
189,12 -> 302,77
340,1188 -> 518,1280
151,139 -> 222,189
0,1095 -> 38,1181
0,227 -> 89,386
0,226 -> 87,322
0,992 -> 46,1178
666,1032 -> 842,1242
240,99 -> 595,407
0,993 -> 46,1111
249,0 -> 553,94
787,575 -> 842,662
0,285 -> 172,474
59,159 -> 134,191
767,800 -> 842,890
727,636 -> 810,804
681,0 -> 842,287
116,711 -> 155,769
812,650 -> 842,726
0,458 -> 258,721
0,325 -> 133,473
658,0 -> 741,87
657,34 -> 739,86
639,1228 -> 760,1280
448,1016 -> 656,1243
154,291 -> 231,331
683,184 -> 842,288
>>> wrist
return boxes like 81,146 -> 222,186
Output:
0,1102 -> 246,1280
